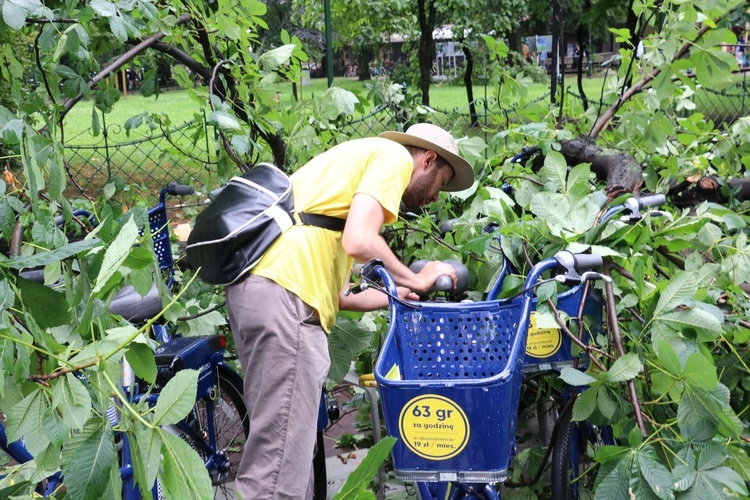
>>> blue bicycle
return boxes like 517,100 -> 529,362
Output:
1,183 -> 249,499
357,250 -> 604,499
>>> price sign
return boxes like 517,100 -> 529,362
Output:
526,312 -> 562,358
398,395 -> 469,460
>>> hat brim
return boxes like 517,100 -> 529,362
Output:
380,131 -> 475,192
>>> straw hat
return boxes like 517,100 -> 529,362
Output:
380,123 -> 474,192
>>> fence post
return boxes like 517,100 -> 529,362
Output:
101,110 -> 112,180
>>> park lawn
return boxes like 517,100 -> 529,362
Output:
62,75 -> 615,144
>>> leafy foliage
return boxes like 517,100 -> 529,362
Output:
0,0 -> 749,498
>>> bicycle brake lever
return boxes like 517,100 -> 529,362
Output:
580,271 -> 612,283
344,282 -> 370,296
555,274 -> 582,286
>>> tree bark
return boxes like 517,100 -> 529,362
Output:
461,41 -> 479,127
559,136 -> 644,197
416,0 -> 436,107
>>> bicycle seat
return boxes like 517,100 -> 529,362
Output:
109,283 -> 167,322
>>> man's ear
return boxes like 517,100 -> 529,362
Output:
421,150 -> 438,171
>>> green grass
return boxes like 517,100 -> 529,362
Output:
62,75 -> 615,143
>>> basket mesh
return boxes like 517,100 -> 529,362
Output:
396,303 -> 522,381
148,204 -> 173,272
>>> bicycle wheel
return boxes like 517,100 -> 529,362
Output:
550,401 -> 613,500
177,365 -> 249,499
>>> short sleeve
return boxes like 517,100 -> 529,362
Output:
354,140 -> 413,223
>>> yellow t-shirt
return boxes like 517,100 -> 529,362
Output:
252,137 -> 413,331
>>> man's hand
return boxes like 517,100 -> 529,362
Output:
412,260 -> 456,294
397,287 -> 419,301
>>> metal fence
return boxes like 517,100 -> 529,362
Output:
63,110 -> 216,198
64,71 -> 749,200
565,69 -> 750,127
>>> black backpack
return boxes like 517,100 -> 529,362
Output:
186,163 -> 345,285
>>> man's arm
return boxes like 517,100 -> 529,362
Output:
341,193 -> 456,294
338,286 -> 418,311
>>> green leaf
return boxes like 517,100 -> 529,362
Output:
636,446 -> 673,500
158,430 -> 213,499
259,44 -> 296,71
653,272 -> 696,318
682,352 -> 717,391
2,0 -> 27,30
89,0 -> 116,16
3,239 -> 101,269
654,340 -> 682,376
132,424 -> 162,495
53,373 -> 92,430
726,444 -> 750,482
6,388 -> 50,456
208,110 -> 243,132
678,386 -> 742,440
93,217 -> 139,294
559,366 -> 598,386
61,418 -> 116,500
593,452 -> 631,500
566,163 -> 591,199
332,437 -> 396,500
597,389 -> 618,420
16,276 -> 70,328
152,369 -> 198,426
655,309 -> 723,339
540,151 -> 568,192
603,352 -> 641,383
125,342 -> 157,385
328,316 -> 373,381
0,277 -> 11,311
697,441 -> 726,471
692,48 -> 738,87
572,387 -> 598,422
322,87 -> 360,117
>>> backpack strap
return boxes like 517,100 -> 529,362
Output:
296,212 -> 347,232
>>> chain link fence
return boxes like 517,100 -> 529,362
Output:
63,110 -> 217,199
63,72 -> 749,201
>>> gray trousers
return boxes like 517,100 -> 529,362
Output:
226,274 -> 331,499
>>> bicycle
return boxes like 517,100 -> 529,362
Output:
1,183 -> 249,499
545,193 -> 667,500
356,251 -> 605,499
351,191 -> 666,498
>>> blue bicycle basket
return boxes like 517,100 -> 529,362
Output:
375,298 -> 530,483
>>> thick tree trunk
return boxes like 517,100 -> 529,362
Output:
357,45 -> 373,81
416,0 -> 435,107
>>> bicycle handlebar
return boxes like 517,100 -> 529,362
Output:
166,182 -> 195,196
637,193 -> 666,209
554,251 -> 603,272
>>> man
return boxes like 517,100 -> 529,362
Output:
226,123 -> 475,499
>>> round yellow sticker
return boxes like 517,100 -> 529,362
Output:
398,395 -> 469,460
526,312 -> 562,358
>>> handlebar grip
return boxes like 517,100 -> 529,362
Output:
435,275 -> 453,291
166,182 -> 195,196
572,253 -> 603,270
638,194 -> 666,209
554,251 -> 603,272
